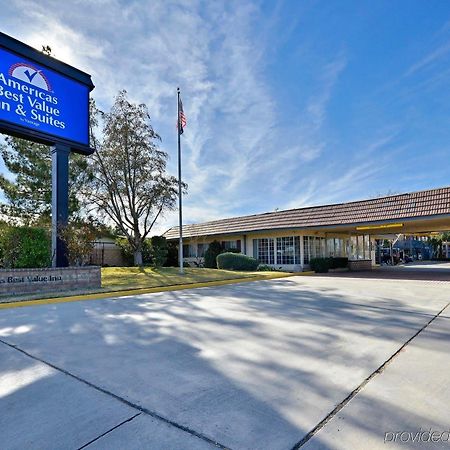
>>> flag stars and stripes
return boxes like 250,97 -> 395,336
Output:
178,96 -> 187,135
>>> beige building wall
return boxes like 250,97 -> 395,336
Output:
180,230 -> 376,271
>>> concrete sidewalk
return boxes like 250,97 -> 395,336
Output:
0,342 -> 216,450
302,310 -> 450,449
0,276 -> 449,449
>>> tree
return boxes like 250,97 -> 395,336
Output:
0,137 -> 91,224
87,92 -> 183,266
115,237 -> 152,266
428,231 -> 450,259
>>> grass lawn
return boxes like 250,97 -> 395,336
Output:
102,266 -> 290,291
2,267 -> 293,304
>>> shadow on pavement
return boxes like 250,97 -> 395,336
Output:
0,276 -> 448,449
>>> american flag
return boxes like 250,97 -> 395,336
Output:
178,96 -> 187,135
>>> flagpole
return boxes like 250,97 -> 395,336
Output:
177,87 -> 184,275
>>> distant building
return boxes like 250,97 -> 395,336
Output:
89,237 -> 125,267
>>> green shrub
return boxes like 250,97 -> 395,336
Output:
204,240 -> 223,268
329,257 -> 348,269
217,252 -> 259,271
0,226 -> 51,268
60,221 -> 98,266
257,264 -> 281,271
150,236 -> 168,267
310,257 -> 330,273
164,241 -> 179,266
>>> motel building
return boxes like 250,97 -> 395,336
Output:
163,187 -> 450,272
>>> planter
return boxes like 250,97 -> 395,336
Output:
348,260 -> 372,271
0,266 -> 101,297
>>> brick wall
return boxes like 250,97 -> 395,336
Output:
348,260 -> 372,271
0,266 -> 101,297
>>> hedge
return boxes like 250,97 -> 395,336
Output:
217,252 -> 259,271
0,226 -> 51,268
257,264 -> 282,272
310,257 -> 349,273
150,236 -> 168,267
329,257 -> 348,269
310,257 -> 330,273
164,241 -> 179,267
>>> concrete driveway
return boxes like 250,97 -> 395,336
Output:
318,261 -> 450,282
0,276 -> 449,449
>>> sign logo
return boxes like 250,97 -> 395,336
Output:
9,62 -> 52,91
0,45 -> 90,147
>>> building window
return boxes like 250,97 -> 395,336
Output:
327,238 -> 335,257
365,235 -> 371,259
315,237 -> 321,258
349,236 -> 357,260
276,237 -> 295,264
197,243 -> 208,257
303,236 -> 310,264
222,240 -> 241,251
303,236 -> 327,263
254,238 -> 274,264
183,244 -> 192,257
334,238 -> 347,257
347,235 -> 371,260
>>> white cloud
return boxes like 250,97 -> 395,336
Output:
4,1 -> 411,236
282,130 -> 404,210
406,41 -> 450,76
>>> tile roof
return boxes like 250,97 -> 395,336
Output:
163,186 -> 450,239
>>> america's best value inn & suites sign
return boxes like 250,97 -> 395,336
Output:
0,45 -> 89,148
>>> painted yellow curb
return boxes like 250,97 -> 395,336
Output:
0,271 -> 314,310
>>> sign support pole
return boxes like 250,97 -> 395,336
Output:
177,88 -> 184,275
51,143 -> 70,268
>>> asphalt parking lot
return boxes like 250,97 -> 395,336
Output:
0,275 -> 449,449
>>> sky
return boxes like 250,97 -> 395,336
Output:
2,0 -> 450,234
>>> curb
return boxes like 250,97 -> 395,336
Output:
0,271 -> 314,310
